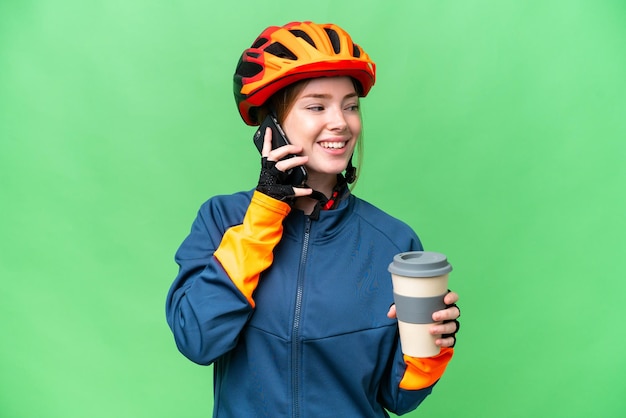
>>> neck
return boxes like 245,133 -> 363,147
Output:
294,196 -> 320,215
304,172 -> 337,197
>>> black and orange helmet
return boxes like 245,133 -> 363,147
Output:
234,21 -> 377,125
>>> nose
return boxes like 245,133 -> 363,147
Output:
327,107 -> 348,131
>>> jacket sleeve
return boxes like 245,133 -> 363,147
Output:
165,191 -> 291,365
380,342 -> 454,415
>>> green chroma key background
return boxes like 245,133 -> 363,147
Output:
1,1 -> 625,417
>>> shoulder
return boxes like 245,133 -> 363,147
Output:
196,189 -> 254,228
351,196 -> 411,229
350,196 -> 423,250
174,190 -> 254,260
200,189 -> 254,210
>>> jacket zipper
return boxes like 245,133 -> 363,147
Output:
292,217 -> 311,418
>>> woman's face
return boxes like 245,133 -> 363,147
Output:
282,77 -> 362,182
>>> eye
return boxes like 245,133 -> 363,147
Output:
307,105 -> 325,112
345,104 -> 360,111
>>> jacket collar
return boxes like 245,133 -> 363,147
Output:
283,189 -> 355,241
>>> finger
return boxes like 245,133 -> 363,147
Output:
386,304 -> 397,319
443,291 -> 459,305
274,156 -> 308,173
430,321 -> 458,336
435,336 -> 456,348
292,187 -> 313,198
432,305 -> 460,322
269,144 -> 305,162
261,127 -> 273,157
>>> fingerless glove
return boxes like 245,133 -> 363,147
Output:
256,157 -> 295,202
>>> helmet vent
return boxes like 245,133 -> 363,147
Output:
289,29 -> 316,48
323,28 -> 341,54
352,44 -> 361,58
265,42 -> 298,60
252,38 -> 268,49
237,61 -> 264,78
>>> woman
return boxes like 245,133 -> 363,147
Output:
166,21 -> 460,417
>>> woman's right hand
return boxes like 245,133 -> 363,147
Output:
256,127 -> 312,201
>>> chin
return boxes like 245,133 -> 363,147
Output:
326,166 -> 349,176
308,160 -> 350,177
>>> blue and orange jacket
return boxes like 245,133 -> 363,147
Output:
166,190 -> 453,417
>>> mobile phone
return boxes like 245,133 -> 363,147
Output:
253,113 -> 308,187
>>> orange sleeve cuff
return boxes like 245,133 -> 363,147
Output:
214,191 -> 291,307
399,347 -> 454,390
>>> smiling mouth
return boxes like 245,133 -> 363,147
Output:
320,141 -> 347,149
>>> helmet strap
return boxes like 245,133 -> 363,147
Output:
307,173 -> 351,220
345,157 -> 357,184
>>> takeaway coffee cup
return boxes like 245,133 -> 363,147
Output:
388,251 -> 453,357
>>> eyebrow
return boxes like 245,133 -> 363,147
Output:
301,92 -> 359,100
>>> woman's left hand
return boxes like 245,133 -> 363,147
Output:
387,290 -> 461,348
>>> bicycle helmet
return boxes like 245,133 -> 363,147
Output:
234,21 -> 376,125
